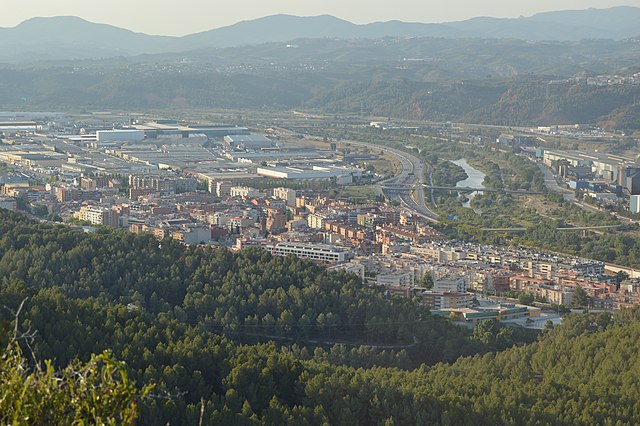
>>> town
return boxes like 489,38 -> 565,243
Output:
1,111 -> 640,330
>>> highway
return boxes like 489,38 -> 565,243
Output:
537,162 -> 575,202
273,126 -> 437,220
342,140 -> 439,221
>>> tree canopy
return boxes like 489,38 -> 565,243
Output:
2,209 -> 640,425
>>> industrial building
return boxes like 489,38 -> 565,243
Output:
0,121 -> 39,134
96,130 -> 145,142
626,170 -> 640,195
131,121 -> 250,139
225,148 -> 324,164
224,135 -> 274,150
256,166 -> 359,184
543,149 -> 636,182
0,151 -> 66,169
0,197 -> 17,210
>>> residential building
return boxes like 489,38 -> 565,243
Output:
420,291 -> 473,309
274,242 -> 353,263
73,206 -> 120,227
266,207 -> 286,234
433,277 -> 467,293
376,271 -> 415,287
272,187 -> 297,207
230,186 -> 259,198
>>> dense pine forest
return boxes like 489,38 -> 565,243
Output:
2,209 -> 640,424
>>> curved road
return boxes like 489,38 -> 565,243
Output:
342,140 -> 438,221
274,126 -> 438,220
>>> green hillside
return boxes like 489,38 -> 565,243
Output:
2,210 -> 640,424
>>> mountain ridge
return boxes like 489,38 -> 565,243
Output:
1,7 -> 640,61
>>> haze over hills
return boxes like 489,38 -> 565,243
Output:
1,6 -> 640,61
2,6 -> 640,129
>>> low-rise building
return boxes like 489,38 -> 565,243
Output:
274,242 -> 353,263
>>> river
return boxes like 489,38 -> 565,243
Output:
452,158 -> 486,208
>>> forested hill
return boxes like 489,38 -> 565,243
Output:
306,79 -> 640,129
0,210 -> 483,423
2,32 -> 640,129
2,66 -> 640,130
3,209 -> 640,424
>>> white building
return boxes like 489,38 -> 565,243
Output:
631,195 -> 640,214
307,213 -> 329,229
328,262 -> 366,281
73,206 -> 119,226
230,186 -> 260,198
376,271 -> 415,287
215,181 -> 233,197
256,166 -> 357,185
274,242 -> 353,263
433,277 -> 467,293
172,226 -> 211,245
273,187 -> 297,207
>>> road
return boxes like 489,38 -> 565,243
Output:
342,140 -> 438,221
273,127 -> 437,219
537,162 -> 574,202
537,162 -> 638,225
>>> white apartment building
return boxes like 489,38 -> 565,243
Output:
73,206 -> 119,227
328,262 -> 366,281
230,186 -> 260,198
376,271 -> 415,287
272,187 -> 297,207
274,242 -> 353,263
433,277 -> 467,293
307,213 -> 328,229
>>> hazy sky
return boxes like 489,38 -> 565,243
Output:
3,0 -> 640,36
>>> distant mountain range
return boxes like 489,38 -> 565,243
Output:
1,7 -> 640,61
